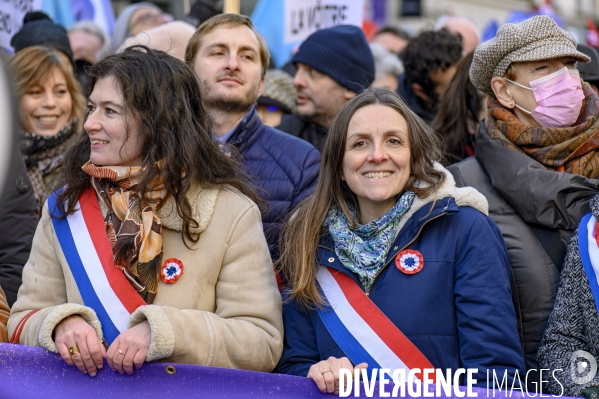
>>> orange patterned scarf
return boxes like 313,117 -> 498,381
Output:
82,161 -> 165,303
485,83 -> 599,178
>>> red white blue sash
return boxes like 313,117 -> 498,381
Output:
48,189 -> 146,345
315,266 -> 434,381
578,213 -> 599,315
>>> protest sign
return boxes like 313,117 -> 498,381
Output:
0,0 -> 42,54
284,0 -> 364,44
253,0 -> 364,67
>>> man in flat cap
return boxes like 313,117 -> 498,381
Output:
448,15 -> 597,392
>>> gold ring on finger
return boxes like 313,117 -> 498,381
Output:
321,369 -> 332,375
68,345 -> 80,356
116,348 -> 125,355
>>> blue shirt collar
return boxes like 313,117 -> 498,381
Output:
214,109 -> 253,143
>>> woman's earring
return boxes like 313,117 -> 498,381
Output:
509,101 -> 514,107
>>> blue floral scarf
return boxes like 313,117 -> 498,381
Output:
324,191 -> 416,291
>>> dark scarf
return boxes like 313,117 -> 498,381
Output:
19,120 -> 79,212
82,162 -> 165,303
485,83 -> 599,178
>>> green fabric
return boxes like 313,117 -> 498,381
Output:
579,386 -> 599,399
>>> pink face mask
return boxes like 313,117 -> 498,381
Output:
505,67 -> 584,128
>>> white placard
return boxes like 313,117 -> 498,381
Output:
0,0 -> 43,54
284,0 -> 364,45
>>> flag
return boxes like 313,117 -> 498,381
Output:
587,17 -> 599,48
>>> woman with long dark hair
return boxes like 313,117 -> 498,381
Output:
8,46 -> 283,376
276,87 -> 524,394
431,52 -> 486,165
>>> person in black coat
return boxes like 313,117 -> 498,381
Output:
0,50 -> 38,307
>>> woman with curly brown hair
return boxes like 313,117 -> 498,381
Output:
8,46 -> 282,377
431,52 -> 486,165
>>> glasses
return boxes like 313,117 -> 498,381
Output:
128,11 -> 173,31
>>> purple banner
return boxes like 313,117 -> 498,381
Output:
0,343 -> 572,398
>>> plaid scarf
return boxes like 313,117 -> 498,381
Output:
82,162 -> 165,303
486,83 -> 599,178
19,120 -> 79,214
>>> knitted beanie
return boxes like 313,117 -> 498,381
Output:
292,25 -> 375,93
257,69 -> 297,114
112,2 -> 162,53
11,12 -> 73,62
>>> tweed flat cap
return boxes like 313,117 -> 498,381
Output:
257,69 -> 297,114
470,15 -> 590,96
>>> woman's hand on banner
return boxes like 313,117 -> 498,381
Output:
106,320 -> 151,375
307,356 -> 368,394
55,314 -> 106,377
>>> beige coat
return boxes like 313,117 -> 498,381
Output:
8,185 -> 283,371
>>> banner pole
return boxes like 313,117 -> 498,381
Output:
223,0 -> 240,14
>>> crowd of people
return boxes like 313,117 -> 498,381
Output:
3,2 -> 599,397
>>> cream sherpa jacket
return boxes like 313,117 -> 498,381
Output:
8,184 -> 283,371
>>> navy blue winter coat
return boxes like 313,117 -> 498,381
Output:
276,188 -> 525,386
228,108 -> 321,260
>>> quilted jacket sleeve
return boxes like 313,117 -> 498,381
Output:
453,209 -> 526,387
290,147 -> 320,208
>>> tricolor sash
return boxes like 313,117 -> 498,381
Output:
578,212 -> 599,315
315,266 -> 434,381
48,189 -> 146,345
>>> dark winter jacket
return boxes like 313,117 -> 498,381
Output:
276,169 -> 525,386
276,113 -> 328,152
448,124 -> 598,388
538,194 -> 599,396
228,108 -> 321,260
0,134 -> 37,306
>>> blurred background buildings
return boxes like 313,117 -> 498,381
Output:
111,0 -> 599,47
3,0 -> 599,67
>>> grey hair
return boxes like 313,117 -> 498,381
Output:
68,21 -> 110,59
369,42 -> 404,78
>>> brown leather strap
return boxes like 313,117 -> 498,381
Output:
9,309 -> 40,344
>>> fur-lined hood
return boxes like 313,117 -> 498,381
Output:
157,183 -> 219,234
397,163 -> 488,233
98,182 -> 220,235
